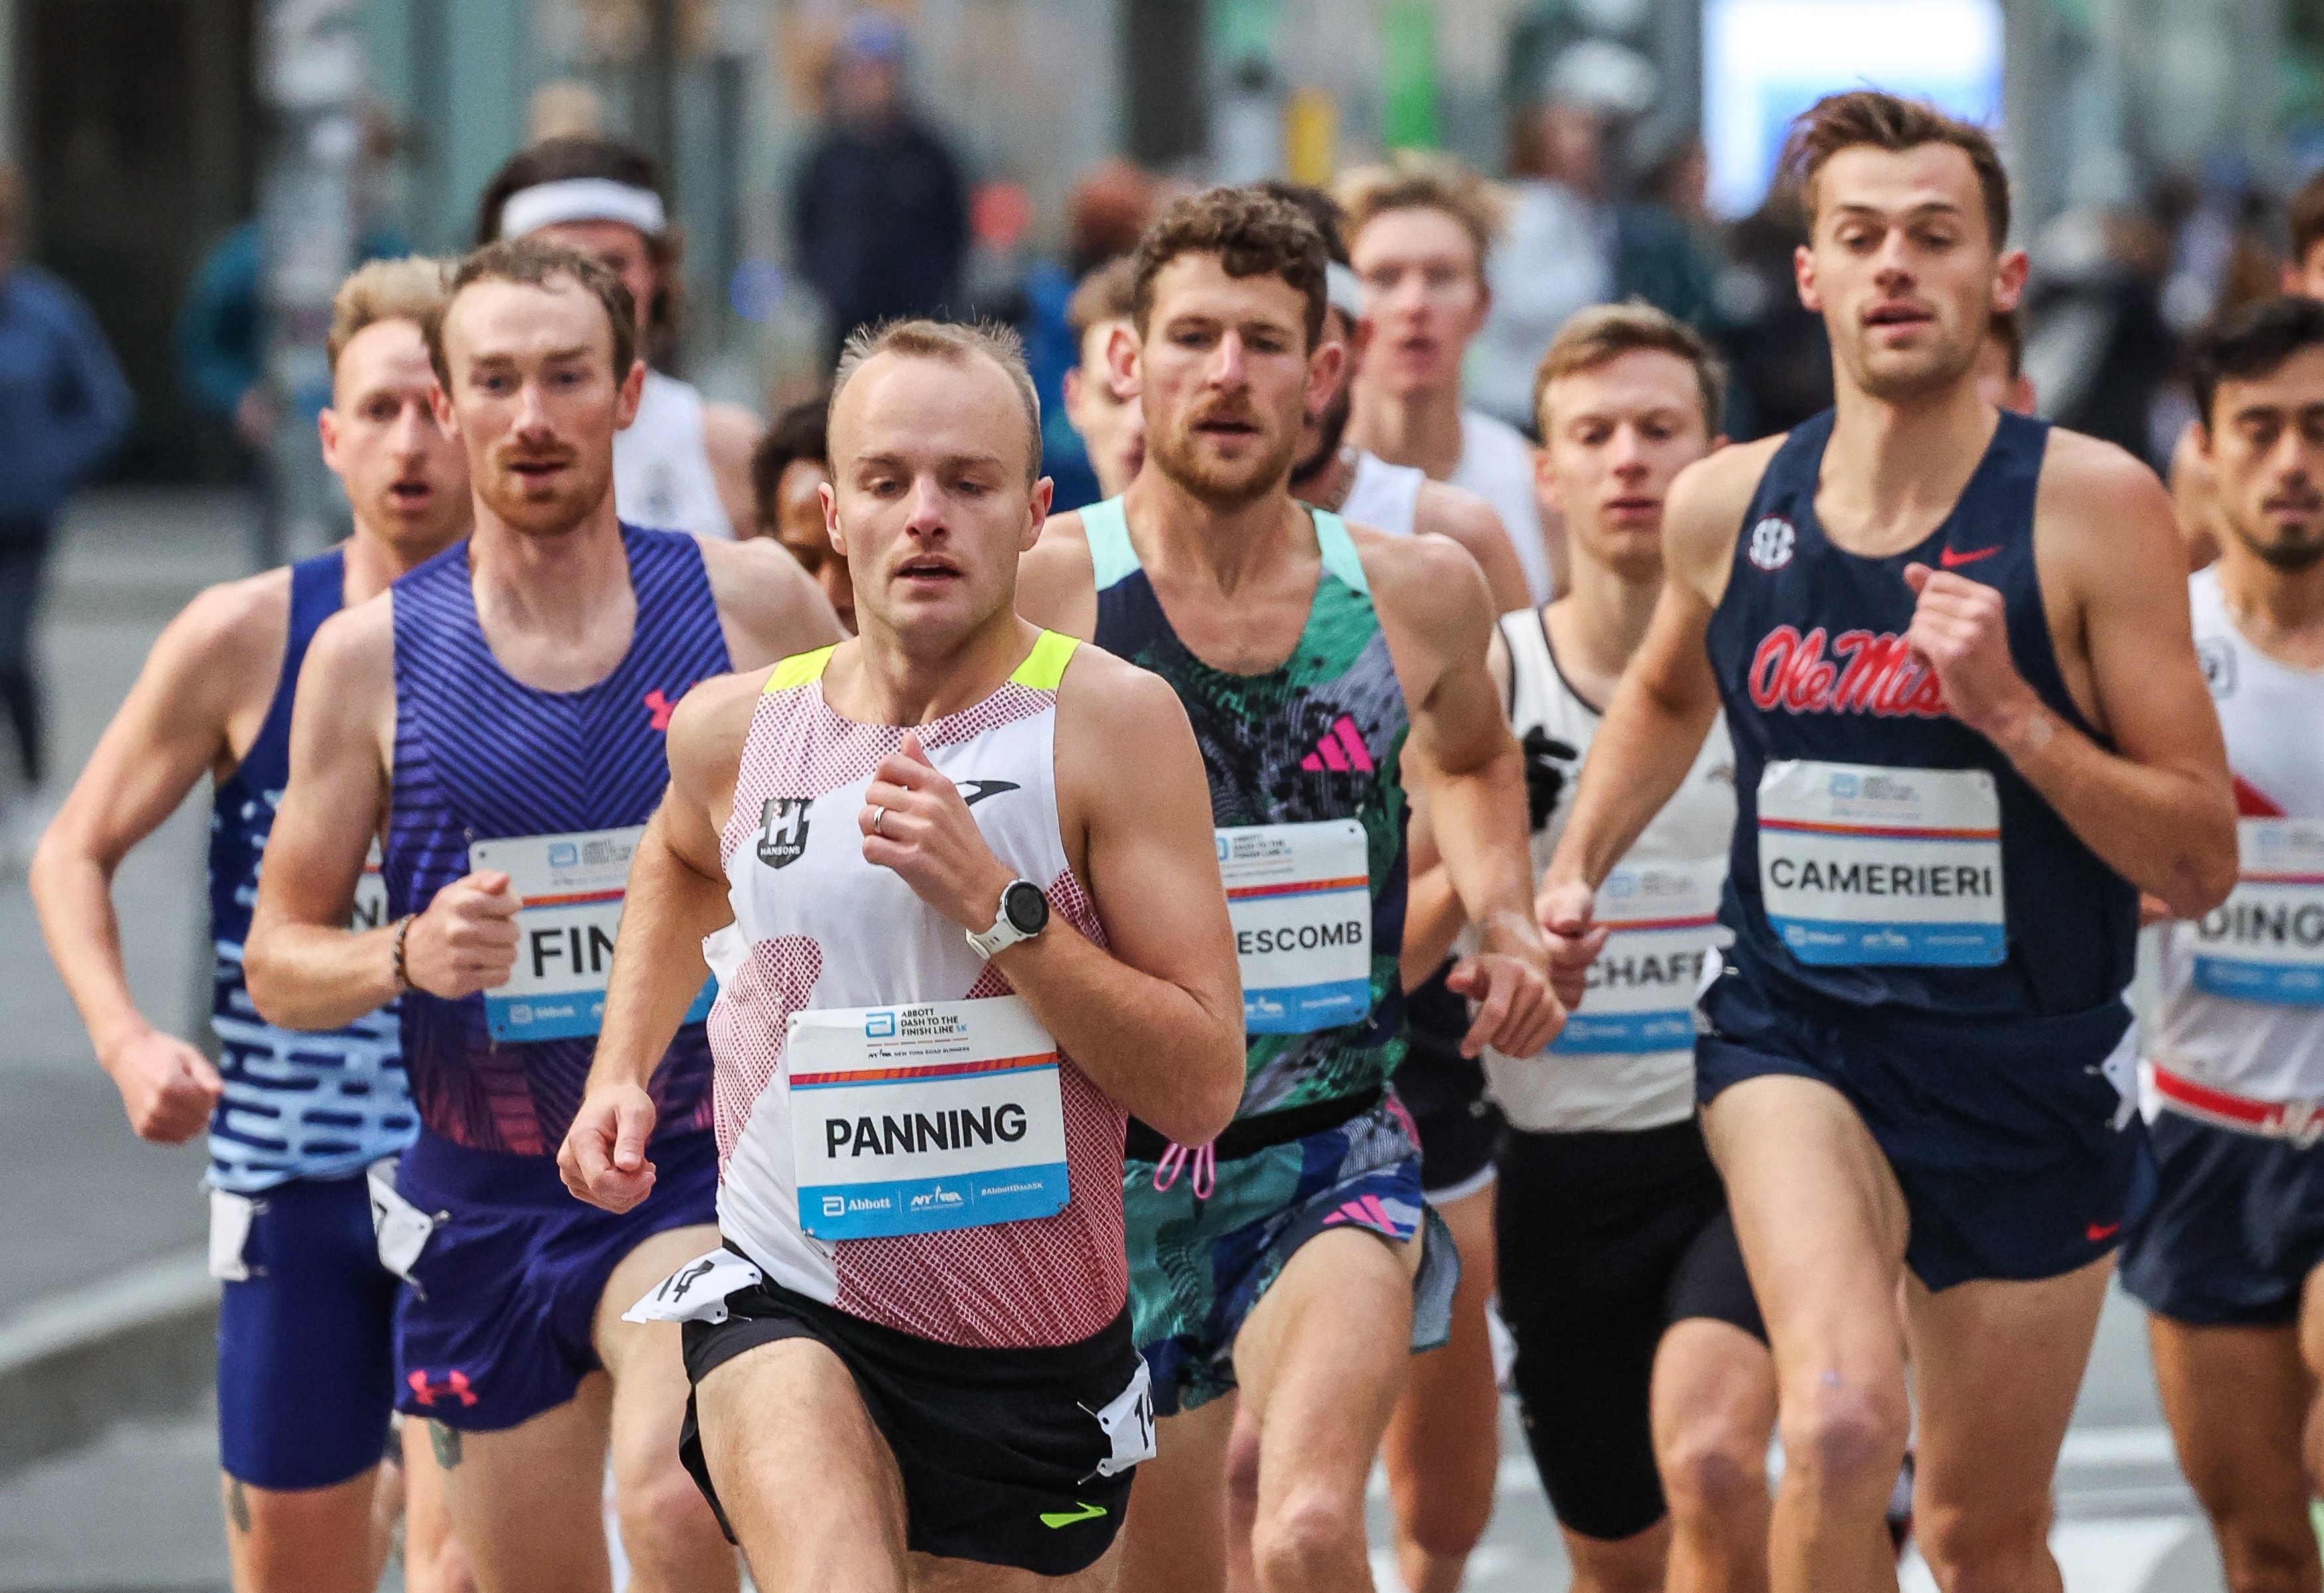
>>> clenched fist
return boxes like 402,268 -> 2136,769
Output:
404,870 -> 521,999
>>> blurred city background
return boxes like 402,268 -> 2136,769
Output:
1,0 -> 2320,1588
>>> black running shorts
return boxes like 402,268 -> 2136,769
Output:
1397,962 -> 1506,1202
678,1278 -> 1148,1576
1496,1118 -> 1766,1543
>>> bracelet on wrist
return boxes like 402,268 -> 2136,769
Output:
391,915 -> 416,994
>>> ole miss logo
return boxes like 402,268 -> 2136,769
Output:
1748,625 -> 1947,719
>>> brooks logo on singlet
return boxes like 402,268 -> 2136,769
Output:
1747,625 -> 1947,719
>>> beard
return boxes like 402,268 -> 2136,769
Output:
1149,418 -> 1301,511
1840,320 -> 1980,405
1291,382 -> 1354,489
476,452 -> 613,539
2236,521 -> 2324,574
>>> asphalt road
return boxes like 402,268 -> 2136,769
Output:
0,491 -> 2238,1592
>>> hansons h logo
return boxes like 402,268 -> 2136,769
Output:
1748,517 -> 1796,571
757,796 -> 812,868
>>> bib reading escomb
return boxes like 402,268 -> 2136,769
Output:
704,633 -> 1131,1350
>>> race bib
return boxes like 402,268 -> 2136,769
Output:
1218,819 -> 1372,1034
469,827 -> 714,1041
1551,860 -> 1728,1054
365,1160 -> 438,1283
1084,1358 -> 1157,1480
2191,818 -> 2324,1004
1757,761 -> 2005,967
623,1247 -> 765,1326
351,842 -> 389,932
207,1189 -> 256,1283
789,996 -> 1070,1240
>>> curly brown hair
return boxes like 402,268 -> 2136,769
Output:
1779,90 -> 2010,248
426,239 -> 639,392
1131,186 -> 1328,350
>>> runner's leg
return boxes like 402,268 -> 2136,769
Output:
1232,1228 -> 1418,1593
432,1373 -> 616,1593
1903,1257 -> 2111,1593
2148,1314 -> 2317,1593
1560,1523 -> 1671,1593
1120,1393 -> 1239,1593
592,1224 -> 739,1593
1650,1319 -> 1776,1593
1222,1403 -> 1260,1593
692,1336 -> 909,1593
221,1472 -> 379,1593
1703,1075 -> 1910,1593
1382,1181 -> 1500,1593
399,1417 -> 479,1593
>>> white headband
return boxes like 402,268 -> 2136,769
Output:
1326,261 -> 1364,322
499,177 -> 667,241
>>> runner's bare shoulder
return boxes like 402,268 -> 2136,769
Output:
1663,434 -> 1788,605
155,564 -> 293,718
663,665 -> 775,812
2032,426 -> 2184,592
696,532 -> 845,666
1018,507 -> 1098,637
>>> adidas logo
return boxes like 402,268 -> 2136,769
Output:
1321,1192 -> 1396,1232
1301,716 -> 1374,775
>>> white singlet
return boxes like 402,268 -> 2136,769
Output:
703,632 -> 1128,1350
2150,566 -> 2324,1104
1450,410 -> 1553,605
1482,609 -> 1736,1132
1338,450 -> 1423,539
615,369 -> 735,541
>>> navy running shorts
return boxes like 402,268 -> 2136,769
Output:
389,1127 -> 718,1432
1695,964 -> 2150,1291
2121,1109 -> 2324,1328
216,1172 -> 399,1490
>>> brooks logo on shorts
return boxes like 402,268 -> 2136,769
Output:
1040,1502 -> 1108,1528
1300,716 -> 1376,774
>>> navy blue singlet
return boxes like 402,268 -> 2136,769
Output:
1706,410 -> 2138,1021
208,548 -> 411,1193
385,525 -> 727,1155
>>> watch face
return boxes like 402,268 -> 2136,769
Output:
1003,881 -> 1049,935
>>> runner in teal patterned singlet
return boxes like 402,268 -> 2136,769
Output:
1017,185 -> 1561,1593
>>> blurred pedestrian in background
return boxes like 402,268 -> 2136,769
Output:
1715,187 -> 1832,440
0,164 -> 131,853
748,393 -> 852,634
1472,99 -> 1614,434
1614,132 -> 1728,333
789,12 -> 969,361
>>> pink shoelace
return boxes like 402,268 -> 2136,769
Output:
1151,1139 -> 1216,1200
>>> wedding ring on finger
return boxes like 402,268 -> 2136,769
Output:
871,804 -> 887,837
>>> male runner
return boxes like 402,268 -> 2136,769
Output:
561,316 -> 1244,1592
750,396 -> 854,632
1015,185 -> 1559,1593
2122,295 -> 2324,1593
31,259 -> 468,1593
1338,156 -> 1564,604
1061,257 -> 1147,501
1972,308 -> 2033,416
1405,302 -> 1774,1593
244,239 -> 840,1593
1537,92 -> 2236,1593
481,135 -> 760,540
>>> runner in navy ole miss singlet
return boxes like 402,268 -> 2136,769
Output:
2120,297 -> 2324,1592
245,239 -> 840,1593
1538,93 -> 2236,1592
32,259 -> 468,1593
1015,186 -> 1558,1593
560,318 -> 1242,1592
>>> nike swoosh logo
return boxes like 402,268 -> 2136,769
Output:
1040,1501 -> 1108,1529
2085,1221 -> 2120,1243
959,780 -> 1021,807
1939,544 -> 2002,568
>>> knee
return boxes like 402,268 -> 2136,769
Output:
1657,1419 -> 1768,1526
1252,1487 -> 1366,1588
1775,1376 -> 1907,1501
1914,1496 -> 2054,1593
615,1456 -> 722,1562
2211,1519 -> 2321,1593
406,1536 -> 482,1593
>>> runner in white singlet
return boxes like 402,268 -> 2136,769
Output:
563,319 -> 1243,1591
480,135 -> 760,540
2120,296 -> 2324,1593
1338,157 -> 1569,604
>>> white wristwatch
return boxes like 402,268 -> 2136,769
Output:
968,879 -> 1050,960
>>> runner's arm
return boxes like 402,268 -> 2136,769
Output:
1911,440 -> 2235,919
697,535 -> 846,671
29,579 -> 274,1139
702,400 -> 765,543
1396,625 -> 1515,988
564,673 -> 754,1210
1413,481 -> 1533,615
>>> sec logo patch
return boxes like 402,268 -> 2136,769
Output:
1748,517 -> 1796,572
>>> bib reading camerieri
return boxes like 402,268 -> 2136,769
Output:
704,632 -> 1129,1350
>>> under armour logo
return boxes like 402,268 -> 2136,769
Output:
644,689 -> 677,732
407,1368 -> 478,1408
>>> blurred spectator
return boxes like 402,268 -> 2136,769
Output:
0,164 -> 131,835
1715,188 -> 1831,440
1471,100 -> 1614,432
527,80 -> 607,144
2289,170 -> 2324,298
789,13 -> 970,359
749,393 -> 852,633
1018,160 -> 1163,513
1615,133 -> 1728,332
1060,257 -> 1145,502
2022,206 -> 2175,467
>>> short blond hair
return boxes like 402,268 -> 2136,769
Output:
1335,154 -> 1505,277
328,257 -> 454,375
1533,302 -> 1727,436
830,318 -> 1043,486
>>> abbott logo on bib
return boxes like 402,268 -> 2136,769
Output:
1217,819 -> 1372,1034
2192,818 -> 2324,1004
1757,760 -> 2004,967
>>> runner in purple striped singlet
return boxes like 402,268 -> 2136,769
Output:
245,238 -> 840,1593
